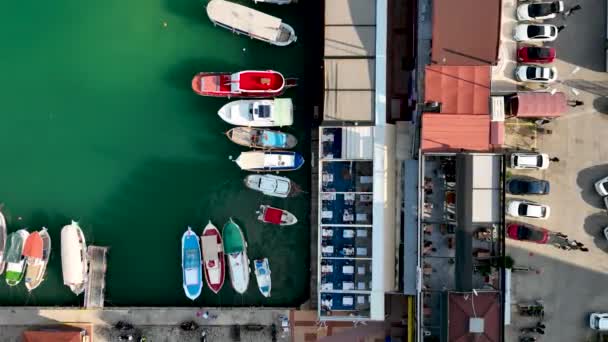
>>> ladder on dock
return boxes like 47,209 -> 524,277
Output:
84,246 -> 108,309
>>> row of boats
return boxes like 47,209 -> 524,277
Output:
0,215 -> 88,295
181,220 -> 271,300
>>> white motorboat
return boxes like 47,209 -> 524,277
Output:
253,258 -> 271,297
253,0 -> 295,4
234,151 -> 304,172
207,0 -> 297,46
244,174 -> 295,198
257,205 -> 298,226
0,211 -> 6,274
223,219 -> 250,294
61,221 -> 88,295
218,99 -> 293,127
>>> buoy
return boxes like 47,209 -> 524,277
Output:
242,48 -> 246,52
162,21 -> 168,28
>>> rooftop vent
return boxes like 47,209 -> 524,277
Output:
469,317 -> 485,333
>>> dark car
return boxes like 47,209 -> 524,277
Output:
517,46 -> 556,64
506,177 -> 550,195
507,223 -> 549,244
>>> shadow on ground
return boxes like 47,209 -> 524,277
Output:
593,96 -> 608,114
576,164 -> 608,208
584,213 -> 608,252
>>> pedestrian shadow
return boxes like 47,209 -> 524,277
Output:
576,164 -> 608,209
583,213 -> 608,252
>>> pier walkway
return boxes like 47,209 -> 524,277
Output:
84,246 -> 108,309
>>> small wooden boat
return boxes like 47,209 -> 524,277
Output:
218,99 -> 293,127
234,151 -> 304,172
207,0 -> 297,46
223,219 -> 250,294
244,174 -> 297,198
201,221 -> 225,294
24,228 -> 51,291
192,71 -> 296,98
61,221 -> 88,295
226,127 -> 297,149
257,205 -> 298,226
0,211 -> 7,275
253,258 -> 271,297
182,227 -> 203,300
5,229 -> 29,286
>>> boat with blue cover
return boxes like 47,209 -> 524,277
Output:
226,127 -> 297,149
253,258 -> 271,297
234,151 -> 304,172
182,227 -> 203,300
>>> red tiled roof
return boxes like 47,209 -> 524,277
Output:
448,292 -> 500,342
511,92 -> 567,118
22,331 -> 83,342
421,114 -> 491,152
425,66 -> 491,115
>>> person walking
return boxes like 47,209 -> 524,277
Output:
536,322 -> 546,329
564,4 -> 582,17
557,25 -> 567,32
549,157 -> 560,162
567,99 -> 584,107
534,327 -> 545,334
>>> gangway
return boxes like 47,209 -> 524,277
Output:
84,245 -> 108,309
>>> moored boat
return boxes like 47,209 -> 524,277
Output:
201,221 -> 225,294
5,229 -> 29,286
24,228 -> 51,291
222,219 -> 250,294
253,0 -> 295,4
253,258 -> 271,297
0,211 -> 6,275
244,174 -> 297,198
257,205 -> 298,226
226,127 -> 297,149
218,99 -> 293,127
61,221 -> 88,295
207,0 -> 297,46
234,151 -> 304,172
182,227 -> 203,300
192,71 -> 296,98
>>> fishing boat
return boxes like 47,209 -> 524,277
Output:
257,205 -> 298,226
5,229 -> 29,286
182,227 -> 203,300
222,219 -> 250,294
244,174 -> 297,198
234,151 -> 304,172
226,127 -> 297,149
0,211 -> 6,275
218,99 -> 293,127
253,258 -> 271,297
207,0 -> 297,46
253,0 -> 295,4
201,221 -> 225,294
192,71 -> 296,98
61,221 -> 88,295
24,228 -> 51,291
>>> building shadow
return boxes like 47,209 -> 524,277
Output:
583,213 -> 608,252
576,164 -> 608,208
593,97 -> 608,114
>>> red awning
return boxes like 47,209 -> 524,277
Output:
263,207 -> 283,224
421,114 -> 491,152
22,232 -> 43,259
511,92 -> 567,118
490,121 -> 504,146
23,331 -> 83,342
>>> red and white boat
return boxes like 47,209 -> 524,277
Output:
200,221 -> 225,294
191,70 -> 297,98
257,205 -> 298,226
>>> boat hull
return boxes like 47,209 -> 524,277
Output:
0,211 -> 6,275
182,227 -> 203,300
192,71 -> 292,98
226,127 -> 297,149
61,222 -> 88,296
223,219 -> 250,294
25,228 -> 51,291
218,99 -> 294,127
201,222 -> 225,294
5,230 -> 29,287
258,205 -> 298,226
244,174 -> 293,198
235,151 -> 305,172
254,258 -> 271,297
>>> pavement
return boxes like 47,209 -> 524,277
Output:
504,56 -> 608,341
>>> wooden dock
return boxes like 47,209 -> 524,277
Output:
84,246 -> 108,309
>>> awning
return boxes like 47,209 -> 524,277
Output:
490,121 -> 504,146
23,330 -> 83,342
510,92 -> 567,118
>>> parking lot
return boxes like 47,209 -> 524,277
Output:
505,60 -> 608,341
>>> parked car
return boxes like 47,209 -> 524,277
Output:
603,226 -> 608,241
506,177 -> 550,195
517,46 -> 556,64
590,313 -> 608,330
514,24 -> 558,42
507,200 -> 551,219
517,1 -> 564,20
515,65 -> 557,83
507,223 -> 549,244
595,176 -> 608,196
510,153 -> 549,170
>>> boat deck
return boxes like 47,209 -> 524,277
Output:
84,246 -> 108,309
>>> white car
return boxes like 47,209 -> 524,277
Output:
590,313 -> 608,330
603,227 -> 608,241
514,24 -> 558,42
517,1 -> 564,20
515,65 -> 557,83
510,153 -> 549,170
507,200 -> 551,219
595,176 -> 608,196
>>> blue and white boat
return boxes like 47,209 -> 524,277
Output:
253,258 -> 271,297
182,227 -> 203,300
226,127 -> 297,149
234,151 -> 304,172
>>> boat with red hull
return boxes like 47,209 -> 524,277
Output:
200,221 -> 225,294
191,70 -> 296,98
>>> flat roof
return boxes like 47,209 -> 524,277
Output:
421,114 -> 491,152
425,66 -> 491,115
325,0 -> 376,25
324,26 -> 376,57
324,90 -> 374,121
325,59 -> 375,90
431,0 -> 501,65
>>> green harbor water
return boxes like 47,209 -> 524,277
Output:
0,0 -> 319,307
